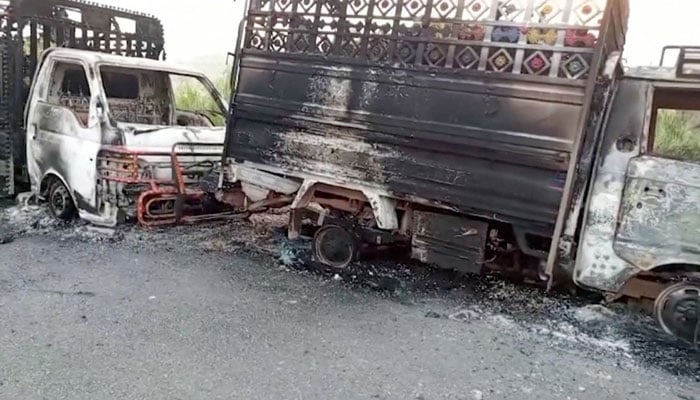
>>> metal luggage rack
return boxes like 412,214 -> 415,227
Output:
243,0 -> 611,80
5,0 -> 165,60
660,45 -> 700,80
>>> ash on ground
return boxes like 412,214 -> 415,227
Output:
1,202 -> 697,380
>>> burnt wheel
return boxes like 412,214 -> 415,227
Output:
654,281 -> 700,344
312,224 -> 359,269
48,180 -> 77,221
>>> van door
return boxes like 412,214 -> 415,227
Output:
26,57 -> 103,215
613,87 -> 700,271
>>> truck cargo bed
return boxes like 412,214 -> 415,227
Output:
226,0 -> 628,234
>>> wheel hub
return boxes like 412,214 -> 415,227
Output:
313,225 -> 358,269
654,282 -> 700,344
51,186 -> 69,213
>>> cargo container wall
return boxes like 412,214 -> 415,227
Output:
225,0 -> 628,236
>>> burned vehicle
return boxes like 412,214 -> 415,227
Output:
0,0 -> 226,225
26,48 -> 227,226
210,0 -> 699,344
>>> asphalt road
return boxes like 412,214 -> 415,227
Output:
0,209 -> 698,399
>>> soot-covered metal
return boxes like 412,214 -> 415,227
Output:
226,0 -> 629,239
0,0 -> 165,197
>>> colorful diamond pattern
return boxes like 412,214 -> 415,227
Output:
561,53 -> 589,79
488,48 -> 513,72
574,0 -> 603,25
455,46 -> 479,69
464,0 -> 489,20
524,51 -> 551,75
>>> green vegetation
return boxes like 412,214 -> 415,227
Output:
173,72 -> 232,126
654,109 -> 700,161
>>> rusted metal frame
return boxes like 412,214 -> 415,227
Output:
97,150 -> 176,190
544,0 -> 616,289
95,145 -> 213,227
169,142 -> 223,223
137,189 -> 178,227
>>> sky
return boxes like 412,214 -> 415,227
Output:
95,0 -> 698,75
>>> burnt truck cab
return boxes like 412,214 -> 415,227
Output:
217,0 -> 698,343
25,48 -> 227,226
574,48 -> 700,343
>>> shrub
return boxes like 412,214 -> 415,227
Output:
654,109 -> 700,161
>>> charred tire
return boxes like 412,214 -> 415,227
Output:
48,180 -> 77,221
312,224 -> 359,269
654,281 -> 700,345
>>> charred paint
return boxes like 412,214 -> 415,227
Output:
575,78 -> 700,294
226,57 -> 587,232
411,211 -> 489,274
574,79 -> 649,293
0,0 -> 166,197
614,156 -> 700,269
25,48 -> 226,226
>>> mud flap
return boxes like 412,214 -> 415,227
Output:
411,211 -> 488,274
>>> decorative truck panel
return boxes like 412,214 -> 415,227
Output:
226,0 -> 628,236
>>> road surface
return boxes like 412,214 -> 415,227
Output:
0,205 -> 698,399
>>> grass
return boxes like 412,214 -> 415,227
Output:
174,73 -> 232,126
654,109 -> 700,161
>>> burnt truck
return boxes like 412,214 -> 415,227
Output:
1,0 -> 227,225
211,0 -> 699,344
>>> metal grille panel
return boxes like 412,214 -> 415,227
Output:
0,41 -> 12,196
244,0 -> 608,80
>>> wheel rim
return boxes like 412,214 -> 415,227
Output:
314,225 -> 356,269
51,184 -> 70,215
654,282 -> 700,344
